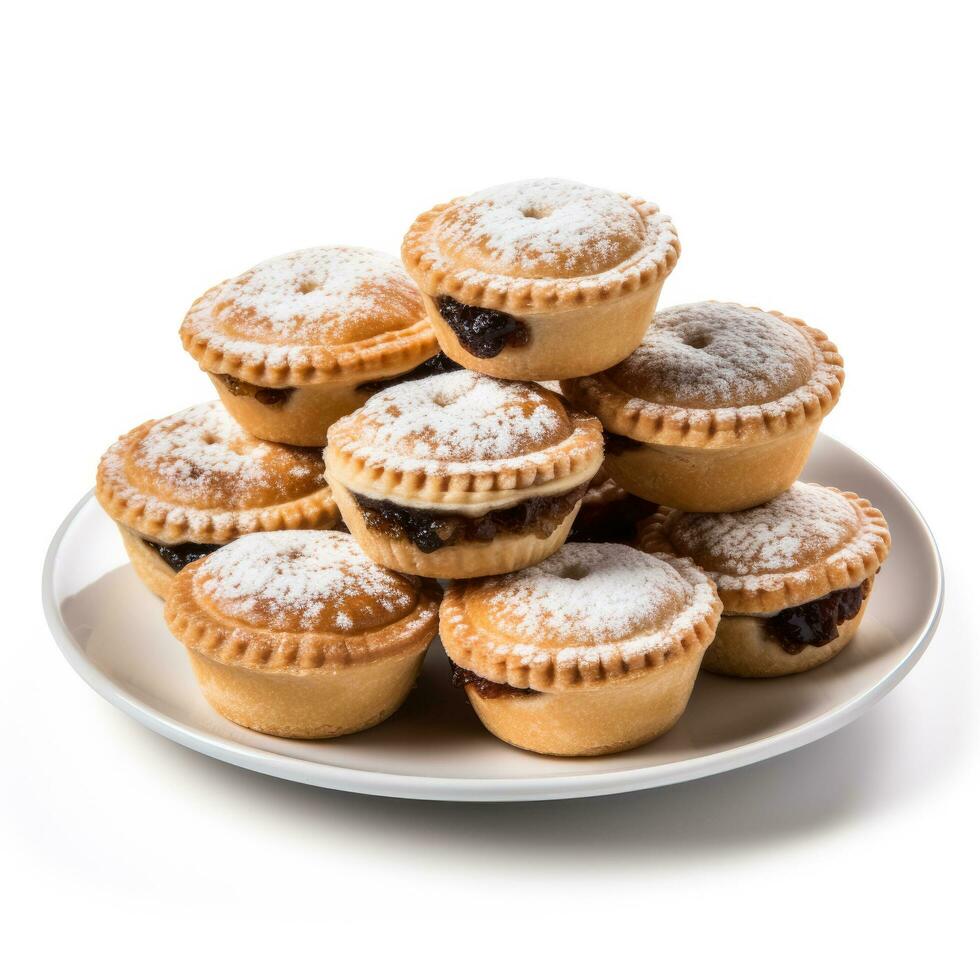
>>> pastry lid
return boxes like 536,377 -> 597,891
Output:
96,401 -> 337,544
402,179 -> 680,314
562,302 -> 844,448
325,371 -> 604,509
638,482 -> 891,614
180,246 -> 437,386
440,542 -> 722,692
164,530 -> 440,670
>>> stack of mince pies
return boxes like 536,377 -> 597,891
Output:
95,177 -> 892,757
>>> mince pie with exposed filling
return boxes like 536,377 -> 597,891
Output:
324,371 -> 604,578
96,402 -> 338,598
402,178 -> 680,380
638,482 -> 891,677
180,246 -> 439,446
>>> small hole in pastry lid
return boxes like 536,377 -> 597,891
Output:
520,205 -> 552,220
685,333 -> 711,350
557,563 -> 589,580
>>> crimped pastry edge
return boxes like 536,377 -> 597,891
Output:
324,407 -> 604,506
164,563 -> 441,671
96,419 -> 340,545
636,486 -> 891,615
440,554 -> 721,693
180,291 -> 440,386
401,194 -> 680,315
561,310 -> 844,450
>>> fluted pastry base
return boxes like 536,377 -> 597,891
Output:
605,422 -> 821,513
330,479 -> 582,578
464,648 -> 704,757
210,375 -> 372,447
186,647 -> 426,739
420,282 -> 662,381
702,587 -> 873,678
117,524 -> 176,599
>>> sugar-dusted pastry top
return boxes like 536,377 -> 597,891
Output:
96,402 -> 335,543
562,302 -> 844,447
610,302 -> 816,408
402,179 -> 679,312
325,371 -> 603,507
165,531 -> 440,668
639,483 -> 891,613
430,179 -> 649,278
441,543 -> 721,691
196,531 -> 417,633
181,247 -> 435,384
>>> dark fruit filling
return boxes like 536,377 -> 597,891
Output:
143,538 -> 221,573
352,483 -> 589,554
764,578 -> 873,654
568,494 -> 659,544
356,352 -> 463,393
437,295 -> 529,359
602,431 -> 643,456
215,373 -> 295,407
449,661 -> 538,699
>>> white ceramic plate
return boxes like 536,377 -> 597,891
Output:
43,434 -> 943,802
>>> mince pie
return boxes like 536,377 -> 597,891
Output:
164,531 -> 439,738
638,482 -> 891,677
562,302 -> 844,512
96,402 -> 338,598
441,542 -> 721,756
324,371 -> 604,578
180,246 -> 439,446
402,178 -> 680,380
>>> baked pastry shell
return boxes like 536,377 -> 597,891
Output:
96,419 -> 339,545
702,585 -> 874,679
402,195 -> 680,316
462,652 -> 704,756
329,477 -> 583,579
638,488 -> 891,615
185,646 -> 427,739
117,524 -> 179,599
560,312 -> 844,451
209,374 -> 373,447
420,281 -> 663,381
440,554 -> 721,693
602,424 -> 821,512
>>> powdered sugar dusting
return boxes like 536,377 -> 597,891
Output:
469,545 -> 717,672
198,530 -> 415,633
332,371 -> 569,473
667,484 -> 860,586
128,402 -> 322,505
611,302 -> 815,409
183,247 -> 423,365
436,179 -> 646,278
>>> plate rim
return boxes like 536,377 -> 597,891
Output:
42,436 -> 945,802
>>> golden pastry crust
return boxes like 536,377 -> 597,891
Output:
701,586 -> 874,678
180,246 -> 438,387
638,483 -> 891,615
165,531 -> 440,670
561,302 -> 844,450
402,179 -> 679,315
330,478 -> 582,578
96,402 -> 338,545
325,372 -> 603,508
441,544 -> 721,693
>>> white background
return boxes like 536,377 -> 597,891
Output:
4,2 -> 977,976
